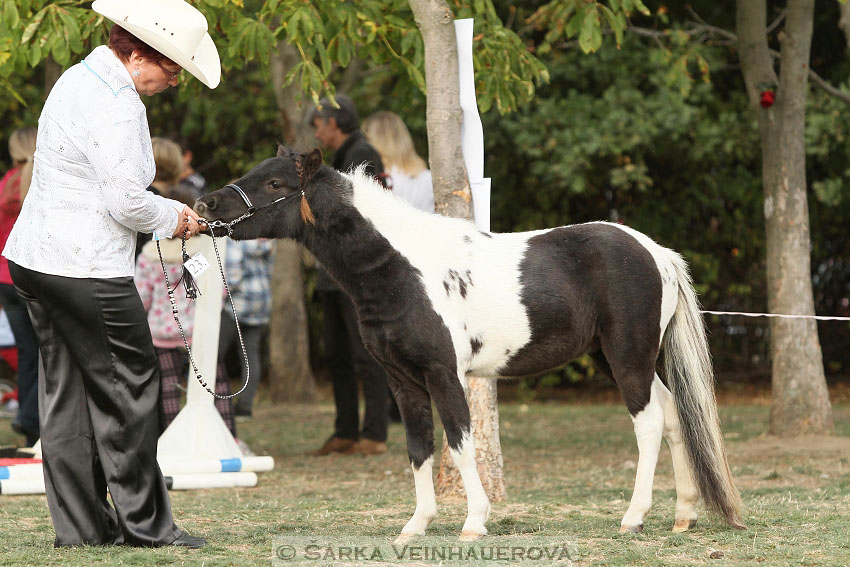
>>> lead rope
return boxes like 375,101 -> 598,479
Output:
156,228 -> 249,400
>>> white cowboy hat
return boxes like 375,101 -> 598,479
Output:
92,0 -> 221,89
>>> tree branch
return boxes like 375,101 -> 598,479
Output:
638,11 -> 850,106
766,10 -> 787,35
548,9 -> 850,106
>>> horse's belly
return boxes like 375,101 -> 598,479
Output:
457,315 -> 541,378
495,338 -> 592,378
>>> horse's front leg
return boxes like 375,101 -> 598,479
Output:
393,380 -> 438,543
429,372 -> 490,541
450,430 -> 491,540
397,456 -> 437,542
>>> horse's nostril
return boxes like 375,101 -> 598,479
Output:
200,197 -> 217,212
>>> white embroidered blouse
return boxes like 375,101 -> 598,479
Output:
3,45 -> 184,278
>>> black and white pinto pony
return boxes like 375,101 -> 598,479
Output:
196,147 -> 745,540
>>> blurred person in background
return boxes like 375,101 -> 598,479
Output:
176,137 -> 208,199
0,127 -> 40,447
362,111 -> 435,422
362,111 -> 435,213
135,136 -> 189,259
134,137 -> 236,436
217,238 -> 275,422
308,95 -> 390,456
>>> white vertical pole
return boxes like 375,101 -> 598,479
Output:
454,18 -> 492,232
158,235 -> 242,459
184,235 -> 226,407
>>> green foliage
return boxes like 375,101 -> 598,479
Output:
0,0 -> 550,114
144,62 -> 282,189
481,32 -> 769,386
4,0 -> 850,386
528,0 -> 649,54
0,1 -> 101,97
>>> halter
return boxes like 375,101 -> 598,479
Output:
201,183 -> 303,237
159,182 -> 303,399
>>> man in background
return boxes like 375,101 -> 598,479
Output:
308,95 -> 389,457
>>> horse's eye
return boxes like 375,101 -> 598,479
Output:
270,180 -> 282,189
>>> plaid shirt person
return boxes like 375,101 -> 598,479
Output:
224,239 -> 275,325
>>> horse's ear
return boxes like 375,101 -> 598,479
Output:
302,148 -> 323,181
276,144 -> 288,158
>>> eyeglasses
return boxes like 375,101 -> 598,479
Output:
156,61 -> 182,81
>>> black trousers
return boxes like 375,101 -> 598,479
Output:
218,313 -> 265,414
320,290 -> 388,442
0,283 -> 40,443
9,262 -> 181,548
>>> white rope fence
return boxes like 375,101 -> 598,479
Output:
701,310 -> 850,322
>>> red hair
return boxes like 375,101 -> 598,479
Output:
108,24 -> 176,66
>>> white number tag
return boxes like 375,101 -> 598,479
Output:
184,252 -> 210,279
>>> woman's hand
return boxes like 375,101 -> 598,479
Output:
172,205 -> 207,238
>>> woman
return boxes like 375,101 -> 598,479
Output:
362,111 -> 435,213
0,127 -> 39,447
135,137 -> 191,259
134,138 -> 236,434
2,0 -> 219,549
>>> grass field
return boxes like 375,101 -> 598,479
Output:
1,392 -> 849,566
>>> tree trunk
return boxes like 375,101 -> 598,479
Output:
408,0 -> 506,502
266,41 -> 318,403
44,58 -> 61,96
839,0 -> 850,48
408,0 -> 472,219
435,379 -> 505,500
270,42 -> 316,152
736,0 -> 833,435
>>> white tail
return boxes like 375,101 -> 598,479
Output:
662,254 -> 745,529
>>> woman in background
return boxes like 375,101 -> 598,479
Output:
362,111 -> 434,423
0,127 -> 40,447
362,111 -> 435,213
135,136 -> 236,436
135,137 -> 192,259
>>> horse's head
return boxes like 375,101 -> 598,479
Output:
195,147 -> 324,240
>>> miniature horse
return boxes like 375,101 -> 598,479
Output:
195,147 -> 744,540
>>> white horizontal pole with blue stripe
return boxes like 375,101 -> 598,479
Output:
1,472 -> 258,495
157,456 -> 274,475
1,456 -> 273,483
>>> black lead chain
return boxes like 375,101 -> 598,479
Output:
156,229 -> 250,400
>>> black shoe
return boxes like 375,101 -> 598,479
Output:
170,532 -> 206,549
11,420 -> 39,447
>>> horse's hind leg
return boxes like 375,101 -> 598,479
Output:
392,378 -> 439,542
598,340 -> 663,533
427,371 -> 490,541
654,375 -> 700,531
620,381 -> 664,533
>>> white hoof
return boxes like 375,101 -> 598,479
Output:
672,518 -> 697,532
399,511 -> 434,542
459,529 -> 486,542
619,523 -> 644,534
394,532 -> 422,545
